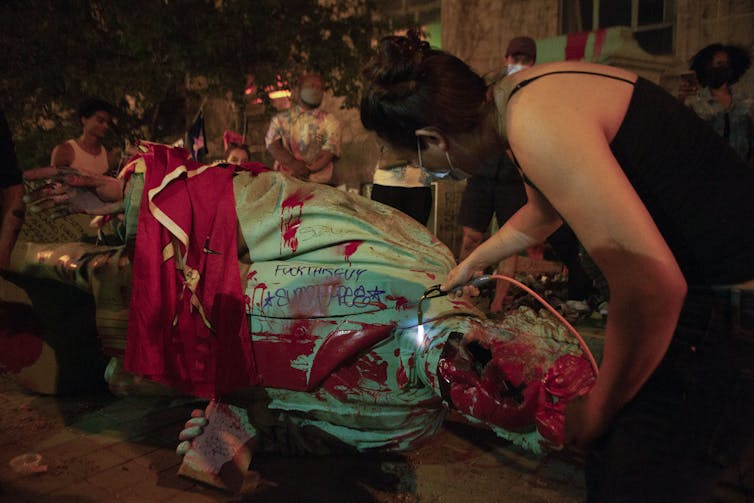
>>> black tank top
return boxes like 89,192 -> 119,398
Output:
506,71 -> 754,286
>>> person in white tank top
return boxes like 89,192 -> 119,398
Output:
64,138 -> 109,175
50,98 -> 114,176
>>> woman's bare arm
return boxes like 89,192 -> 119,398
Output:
506,77 -> 687,446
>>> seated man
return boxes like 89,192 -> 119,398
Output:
5,143 -> 596,491
50,98 -> 117,176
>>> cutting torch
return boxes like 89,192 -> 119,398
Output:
416,275 -> 493,325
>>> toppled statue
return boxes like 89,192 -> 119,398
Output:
2,143 -> 595,492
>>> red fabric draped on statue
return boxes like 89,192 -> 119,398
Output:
124,144 -> 268,398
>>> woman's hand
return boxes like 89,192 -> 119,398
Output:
441,259 -> 480,296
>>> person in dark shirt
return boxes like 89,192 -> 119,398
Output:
360,31 -> 754,502
682,43 -> 754,164
0,110 -> 24,270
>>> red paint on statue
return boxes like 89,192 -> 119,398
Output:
438,339 -> 548,433
324,351 -> 391,400
407,354 -> 415,370
386,295 -> 411,311
410,270 -> 436,281
248,282 -> 268,311
253,319 -> 318,389
342,240 -> 363,266
396,363 -> 409,388
289,278 -> 341,318
535,354 -> 595,445
450,299 -> 473,310
280,190 -> 313,253
356,351 -> 389,385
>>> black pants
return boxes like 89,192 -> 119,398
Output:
546,224 -> 599,301
371,184 -> 433,226
586,287 -> 754,502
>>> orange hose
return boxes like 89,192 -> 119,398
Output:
487,274 -> 600,375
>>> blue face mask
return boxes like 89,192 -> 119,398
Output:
507,63 -> 526,75
416,136 -> 471,181
300,87 -> 323,107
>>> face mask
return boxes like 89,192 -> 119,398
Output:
507,63 -> 526,75
300,87 -> 323,107
707,66 -> 733,89
417,136 -> 471,181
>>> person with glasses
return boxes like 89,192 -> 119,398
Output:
360,30 -> 754,501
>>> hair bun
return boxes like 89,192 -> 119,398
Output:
387,28 -> 431,61
363,29 -> 431,86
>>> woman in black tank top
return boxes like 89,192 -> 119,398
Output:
361,31 -> 754,502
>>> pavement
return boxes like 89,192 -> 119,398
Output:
0,323 -> 605,503
1,319 -> 751,502
0,370 -> 589,503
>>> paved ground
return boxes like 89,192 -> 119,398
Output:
1,318 -> 751,503
0,370 -> 589,503
0,320 -> 606,503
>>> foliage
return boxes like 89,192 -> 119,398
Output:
0,0 -> 390,169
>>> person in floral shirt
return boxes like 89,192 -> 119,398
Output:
265,73 -> 342,185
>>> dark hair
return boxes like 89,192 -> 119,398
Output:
360,29 -> 487,150
297,72 -> 323,87
224,142 -> 251,160
689,43 -> 751,87
77,98 -> 114,119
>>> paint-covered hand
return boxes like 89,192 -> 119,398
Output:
176,409 -> 209,456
